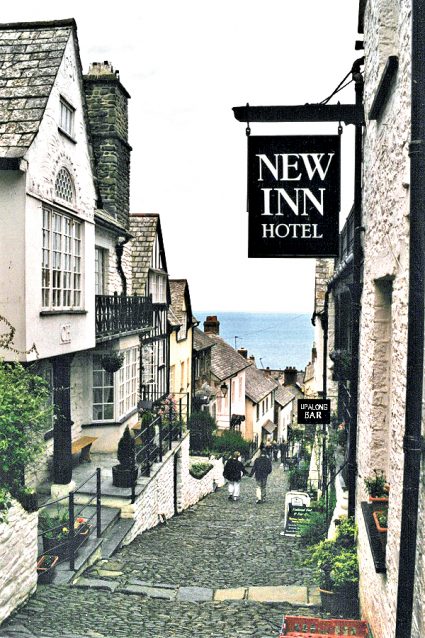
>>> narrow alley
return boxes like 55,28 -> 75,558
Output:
0,466 -> 320,638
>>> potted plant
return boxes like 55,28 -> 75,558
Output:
364,469 -> 389,503
112,427 -> 138,488
37,554 -> 59,584
101,352 -> 124,373
307,517 -> 359,618
373,509 -> 388,533
15,486 -> 38,513
39,509 -> 88,560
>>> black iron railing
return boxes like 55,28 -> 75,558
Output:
37,468 -> 102,573
131,413 -> 183,503
96,294 -> 153,339
336,207 -> 355,267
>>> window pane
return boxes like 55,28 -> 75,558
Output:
104,405 -> 114,420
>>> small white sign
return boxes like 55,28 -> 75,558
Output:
60,324 -> 71,344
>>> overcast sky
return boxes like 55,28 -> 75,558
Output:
4,1 -> 359,312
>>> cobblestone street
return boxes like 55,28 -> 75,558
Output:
0,465 -> 320,638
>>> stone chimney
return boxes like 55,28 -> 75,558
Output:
283,366 -> 298,386
238,348 -> 248,359
204,315 -> 220,335
248,355 -> 256,365
83,61 -> 131,229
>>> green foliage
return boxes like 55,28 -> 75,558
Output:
377,510 -> 388,527
0,360 -> 51,492
39,508 -> 87,541
298,510 -> 328,546
211,430 -> 251,459
101,352 -> 124,373
306,516 -> 358,592
188,411 -> 217,452
189,462 -> 213,479
364,469 -> 387,497
117,427 -> 136,468
288,461 -> 309,490
0,487 -> 12,524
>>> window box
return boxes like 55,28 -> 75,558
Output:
361,501 -> 386,573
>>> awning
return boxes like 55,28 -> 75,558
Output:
262,420 -> 277,434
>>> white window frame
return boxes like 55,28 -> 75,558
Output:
42,206 -> 82,310
59,97 -> 75,137
92,347 -> 140,423
92,355 -> 114,422
149,271 -> 167,303
95,247 -> 107,295
142,343 -> 157,386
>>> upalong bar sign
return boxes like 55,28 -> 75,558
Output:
247,135 -> 340,257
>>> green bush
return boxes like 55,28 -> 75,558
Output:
0,487 -> 12,524
364,469 -> 387,497
306,516 -> 358,592
298,510 -> 328,546
288,461 -> 309,490
189,411 -> 217,452
0,360 -> 51,493
189,462 -> 213,479
211,430 -> 251,459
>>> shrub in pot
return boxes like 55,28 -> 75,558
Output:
112,427 -> 138,488
101,352 -> 124,373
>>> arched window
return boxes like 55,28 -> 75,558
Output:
55,168 -> 75,203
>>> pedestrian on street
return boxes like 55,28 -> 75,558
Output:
272,441 -> 279,462
250,448 -> 272,504
223,451 -> 247,501
265,439 -> 273,458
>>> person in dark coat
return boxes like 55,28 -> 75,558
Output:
250,448 -> 273,503
223,451 -> 247,501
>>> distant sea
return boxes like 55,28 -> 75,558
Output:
194,312 -> 314,371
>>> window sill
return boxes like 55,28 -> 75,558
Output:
82,407 -> 139,428
58,126 -> 77,144
361,501 -> 387,573
40,309 -> 88,316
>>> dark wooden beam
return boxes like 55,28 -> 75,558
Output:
232,103 -> 364,126
368,55 -> 399,121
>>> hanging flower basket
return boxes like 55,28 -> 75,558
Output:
101,352 -> 124,373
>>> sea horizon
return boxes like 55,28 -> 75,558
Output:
194,310 -> 314,372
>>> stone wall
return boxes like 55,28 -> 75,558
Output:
0,503 -> 38,626
123,434 -> 224,544
357,2 -> 411,637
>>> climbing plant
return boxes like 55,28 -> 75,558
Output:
0,360 -> 51,492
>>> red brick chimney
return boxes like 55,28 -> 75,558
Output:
204,315 -> 220,335
283,366 -> 298,386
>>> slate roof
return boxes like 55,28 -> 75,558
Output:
169,279 -> 194,330
168,307 -> 181,328
275,384 -> 296,408
0,20 -> 75,160
130,214 -> 168,296
207,333 -> 252,381
193,327 -> 215,352
245,365 -> 279,404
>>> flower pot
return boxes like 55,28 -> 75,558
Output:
112,464 -> 138,488
41,518 -> 87,560
319,585 -> 359,618
37,555 -> 59,584
101,353 -> 124,373
373,510 -> 388,533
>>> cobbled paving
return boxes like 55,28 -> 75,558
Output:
0,465 -> 320,638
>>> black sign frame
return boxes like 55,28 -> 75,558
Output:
297,399 -> 331,425
248,135 -> 340,258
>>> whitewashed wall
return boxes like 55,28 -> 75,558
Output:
357,2 -> 412,638
0,503 -> 38,626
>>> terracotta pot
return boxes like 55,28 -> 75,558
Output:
373,510 -> 388,533
37,555 -> 59,584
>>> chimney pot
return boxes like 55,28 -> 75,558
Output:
283,366 -> 298,386
204,315 -> 220,335
238,348 -> 248,359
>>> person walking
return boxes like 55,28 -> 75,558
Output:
223,451 -> 247,501
250,448 -> 272,504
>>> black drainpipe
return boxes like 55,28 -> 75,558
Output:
395,2 -> 425,636
115,236 -> 130,296
347,57 -> 364,518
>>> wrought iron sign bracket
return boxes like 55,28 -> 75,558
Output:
232,103 -> 364,126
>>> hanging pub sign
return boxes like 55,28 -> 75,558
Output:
247,135 -> 340,258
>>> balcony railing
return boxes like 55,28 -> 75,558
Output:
95,294 -> 153,340
336,206 -> 355,268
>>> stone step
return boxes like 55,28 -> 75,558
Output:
49,536 -> 103,585
100,517 -> 134,559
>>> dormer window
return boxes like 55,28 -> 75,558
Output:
59,97 -> 75,137
55,168 -> 75,204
